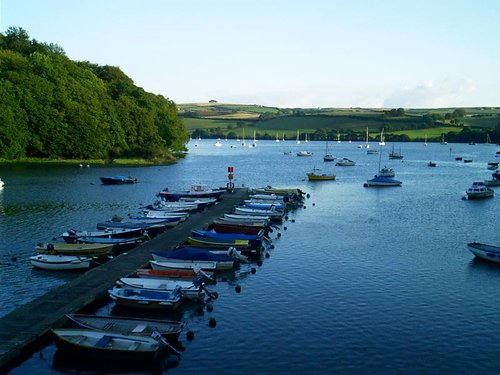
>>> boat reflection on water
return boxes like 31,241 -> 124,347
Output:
51,348 -> 180,374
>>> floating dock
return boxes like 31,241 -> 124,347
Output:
0,188 -> 248,371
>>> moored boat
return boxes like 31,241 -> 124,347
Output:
465,181 -> 494,199
99,176 -> 137,185
135,268 -> 215,281
108,286 -> 182,310
364,175 -> 402,187
209,221 -> 270,236
52,328 -> 164,361
296,151 -> 313,157
306,168 -> 336,181
484,170 -> 500,186
150,259 -> 218,272
151,247 -> 236,270
117,277 -> 205,300
158,183 -> 225,202
65,314 -> 184,340
35,242 -> 114,256
467,242 -> 500,263
185,236 -> 252,249
388,145 -> 403,159
335,158 -> 355,166
30,254 -> 93,270
61,227 -> 145,243
191,229 -> 263,243
233,207 -> 284,221
378,166 -> 396,177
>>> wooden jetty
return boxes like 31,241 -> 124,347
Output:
0,188 -> 248,371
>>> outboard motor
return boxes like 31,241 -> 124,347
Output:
227,247 -> 249,263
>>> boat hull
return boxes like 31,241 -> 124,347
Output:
467,242 -> 500,263
35,242 -> 113,256
65,314 -> 184,340
307,174 -> 335,181
108,287 -> 182,310
52,329 -> 162,361
30,254 -> 92,270
100,176 -> 137,185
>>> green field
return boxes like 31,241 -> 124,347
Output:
180,103 -> 500,142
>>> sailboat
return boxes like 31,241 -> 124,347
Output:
296,130 -> 301,145
379,128 -> 385,146
305,133 -> 309,143
242,128 -> 246,147
337,132 -> 341,143
365,128 -> 370,148
424,134 -> 428,146
324,141 -> 335,162
440,134 -> 447,145
486,133 -> 491,144
282,132 -> 285,142
367,128 -> 379,153
275,132 -> 280,142
388,144 -> 403,159
364,143 -> 402,187
250,130 -> 257,147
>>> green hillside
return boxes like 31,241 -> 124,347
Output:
180,103 -> 500,143
0,27 -> 187,162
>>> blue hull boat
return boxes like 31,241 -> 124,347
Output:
364,175 -> 402,187
191,229 -> 263,247
99,176 -> 137,185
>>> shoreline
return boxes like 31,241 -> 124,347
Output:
0,155 -> 184,168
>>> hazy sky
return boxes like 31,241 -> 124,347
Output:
2,0 -> 499,108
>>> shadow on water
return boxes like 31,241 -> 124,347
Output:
51,349 -> 176,374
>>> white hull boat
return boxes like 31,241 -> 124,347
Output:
335,158 -> 356,166
467,242 -> 500,263
117,277 -> 204,300
465,181 -> 494,199
150,259 -> 219,271
30,254 -> 92,270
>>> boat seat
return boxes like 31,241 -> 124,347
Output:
95,335 -> 114,348
132,324 -> 147,333
128,342 -> 141,350
73,335 -> 86,345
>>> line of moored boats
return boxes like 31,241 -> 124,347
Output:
46,185 -> 306,366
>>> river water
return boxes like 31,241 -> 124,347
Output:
2,139 -> 500,374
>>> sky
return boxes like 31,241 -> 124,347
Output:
1,0 -> 499,108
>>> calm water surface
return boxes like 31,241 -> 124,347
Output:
2,140 -> 500,374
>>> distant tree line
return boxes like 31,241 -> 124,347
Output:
0,27 -> 187,160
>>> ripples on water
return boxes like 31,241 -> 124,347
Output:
3,141 -> 500,374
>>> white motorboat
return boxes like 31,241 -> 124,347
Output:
335,158 -> 356,166
465,181 -> 494,199
297,151 -> 313,157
